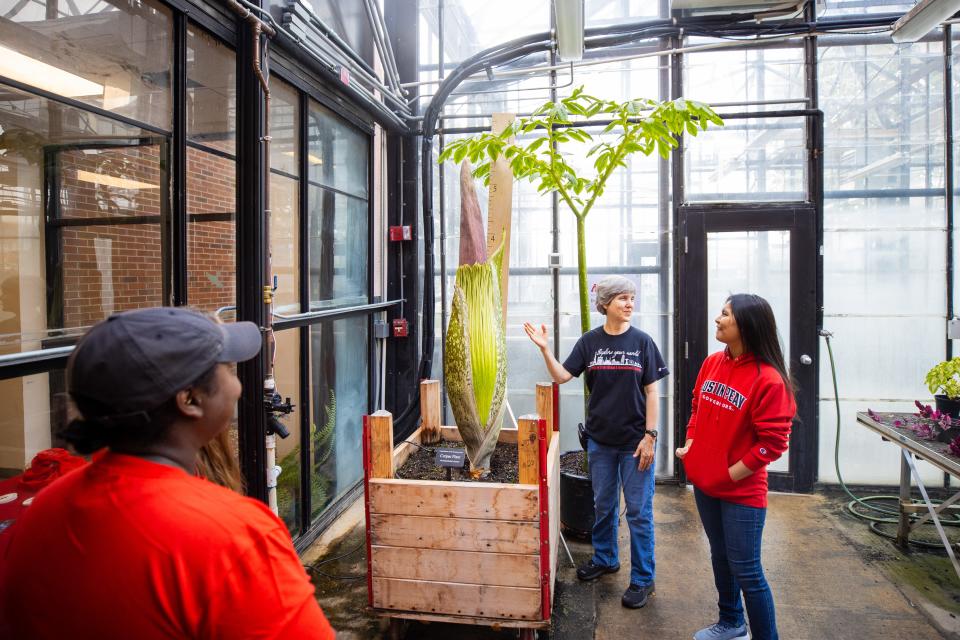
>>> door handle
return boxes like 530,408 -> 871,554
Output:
800,354 -> 813,365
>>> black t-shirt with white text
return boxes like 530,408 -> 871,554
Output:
562,326 -> 669,449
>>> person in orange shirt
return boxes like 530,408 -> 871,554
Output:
0,307 -> 336,639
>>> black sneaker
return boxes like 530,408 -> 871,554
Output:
576,560 -> 620,581
621,582 -> 655,609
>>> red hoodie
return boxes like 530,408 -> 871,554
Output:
683,350 -> 796,508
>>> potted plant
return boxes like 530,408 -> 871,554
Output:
925,357 -> 960,420
439,87 -> 722,536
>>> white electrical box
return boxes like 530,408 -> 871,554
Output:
949,318 -> 960,339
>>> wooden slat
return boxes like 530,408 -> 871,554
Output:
547,433 -> 560,605
420,380 -> 442,445
370,609 -> 549,630
372,577 -> 540,621
368,410 -> 394,479
440,425 -> 518,444
517,415 -> 540,486
369,513 -> 540,554
392,426 -> 421,469
371,546 -> 539,588
536,383 -> 553,448
368,478 -> 538,521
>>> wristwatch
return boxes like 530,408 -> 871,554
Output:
644,429 -> 658,439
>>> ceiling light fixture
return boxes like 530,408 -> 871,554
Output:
554,0 -> 584,62
892,0 -> 960,43
76,170 -> 159,190
0,45 -> 103,98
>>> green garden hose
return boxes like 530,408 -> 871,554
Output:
822,330 -> 960,549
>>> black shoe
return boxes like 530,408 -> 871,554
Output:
576,560 -> 619,581
621,582 -> 655,609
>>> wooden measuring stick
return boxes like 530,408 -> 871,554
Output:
487,113 -> 515,323
536,383 -> 554,449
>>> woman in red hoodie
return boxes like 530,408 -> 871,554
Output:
677,294 -> 795,640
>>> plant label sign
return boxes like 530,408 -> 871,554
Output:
435,448 -> 466,468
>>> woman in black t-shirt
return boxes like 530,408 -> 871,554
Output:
524,275 -> 668,610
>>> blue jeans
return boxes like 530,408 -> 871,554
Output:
587,438 -> 655,587
694,488 -> 778,640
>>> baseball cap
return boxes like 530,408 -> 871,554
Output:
68,307 -> 261,418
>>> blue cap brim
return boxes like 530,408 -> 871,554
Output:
218,321 -> 262,363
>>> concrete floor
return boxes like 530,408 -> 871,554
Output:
308,485 -> 959,639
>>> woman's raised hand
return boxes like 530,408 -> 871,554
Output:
523,322 -> 549,350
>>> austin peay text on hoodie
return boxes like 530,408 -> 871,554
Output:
700,379 -> 747,411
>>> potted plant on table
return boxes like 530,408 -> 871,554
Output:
439,86 -> 722,536
925,357 -> 960,421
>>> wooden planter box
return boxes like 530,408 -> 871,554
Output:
362,382 -> 560,636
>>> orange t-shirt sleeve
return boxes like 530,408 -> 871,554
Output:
204,522 -> 335,639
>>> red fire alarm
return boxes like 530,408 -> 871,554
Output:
389,225 -> 413,242
392,318 -> 409,338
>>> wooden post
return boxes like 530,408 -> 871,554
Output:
518,414 -> 540,485
536,383 -> 554,448
420,379 -> 442,445
368,410 -> 394,479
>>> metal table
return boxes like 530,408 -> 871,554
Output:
855,412 -> 960,579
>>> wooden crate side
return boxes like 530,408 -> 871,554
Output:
371,546 -> 539,588
371,577 -> 541,621
546,432 -> 560,606
368,478 -> 538,521
369,513 -> 540,554
392,426 -> 422,469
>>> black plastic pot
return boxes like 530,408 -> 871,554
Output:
560,451 -> 594,541
935,395 -> 960,420
937,425 -> 960,444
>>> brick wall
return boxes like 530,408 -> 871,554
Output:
186,147 -> 236,313
56,145 -> 236,328
59,146 -> 164,330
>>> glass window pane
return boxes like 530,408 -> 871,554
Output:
271,80 -> 300,177
270,79 -> 300,314
187,147 -> 235,314
308,189 -> 368,308
820,40 -> 944,195
684,46 -> 806,106
273,329 -> 302,536
310,316 -> 369,520
187,27 -> 236,155
57,144 -> 165,330
708,231 -> 791,472
685,116 -> 807,202
307,100 -> 368,199
272,175 -> 300,315
0,369 -> 68,474
1,0 -> 173,130
0,85 -> 157,351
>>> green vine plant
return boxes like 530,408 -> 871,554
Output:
438,86 -> 723,340
926,357 -> 960,399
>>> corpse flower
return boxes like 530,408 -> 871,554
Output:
442,161 -> 507,477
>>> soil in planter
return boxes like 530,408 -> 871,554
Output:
395,439 -> 518,483
560,449 -> 589,476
